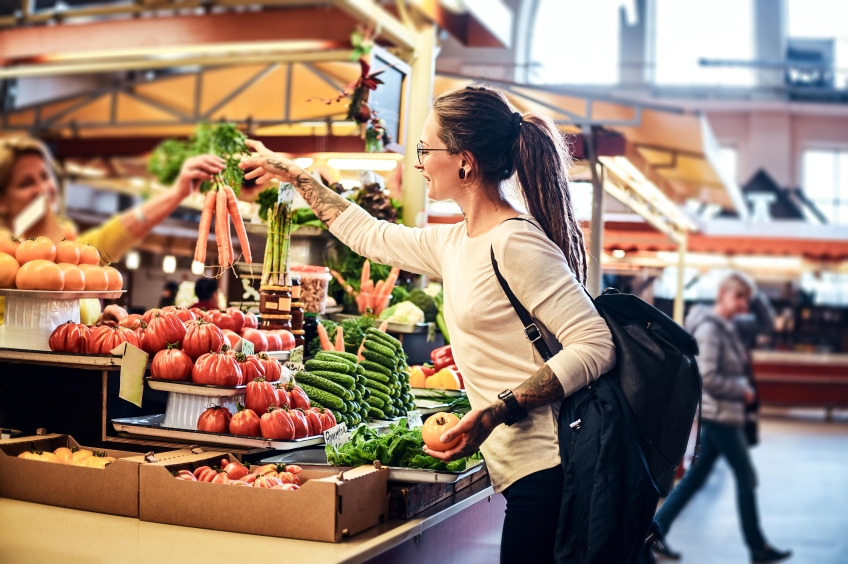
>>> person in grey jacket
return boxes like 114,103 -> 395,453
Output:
652,272 -> 791,563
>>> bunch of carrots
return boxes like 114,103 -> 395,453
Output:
195,186 -> 251,269
358,264 -> 400,316
316,318 -> 390,363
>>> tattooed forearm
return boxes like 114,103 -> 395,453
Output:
512,364 -> 564,412
266,159 -> 351,228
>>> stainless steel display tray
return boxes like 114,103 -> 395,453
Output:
111,414 -> 324,450
411,388 -> 466,399
0,289 -> 125,300
145,379 -> 246,397
413,398 -> 452,415
262,448 -> 486,484
329,313 -> 429,335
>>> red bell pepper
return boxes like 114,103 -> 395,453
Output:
430,345 -> 452,362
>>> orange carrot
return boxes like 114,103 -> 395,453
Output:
335,326 -> 344,352
225,209 -> 234,268
317,323 -> 332,351
225,186 -> 252,264
378,320 -> 389,332
216,188 -> 229,266
374,280 -> 385,297
379,267 -> 401,298
196,190 -> 217,264
357,340 -> 365,362
330,269 -> 357,296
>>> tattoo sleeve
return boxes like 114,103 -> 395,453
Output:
513,364 -> 564,412
266,158 -> 351,228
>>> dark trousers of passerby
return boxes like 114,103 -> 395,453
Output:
500,465 -> 564,563
655,420 -> 767,552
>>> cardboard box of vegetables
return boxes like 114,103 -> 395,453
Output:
0,434 -> 142,517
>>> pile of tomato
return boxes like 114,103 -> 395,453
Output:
173,458 -> 304,490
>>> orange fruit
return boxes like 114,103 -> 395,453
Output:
57,263 -> 85,291
78,264 -> 108,291
56,240 -> 80,265
0,252 -> 20,288
102,265 -> 123,291
16,259 -> 64,291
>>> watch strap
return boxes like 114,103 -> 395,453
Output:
498,389 -> 527,426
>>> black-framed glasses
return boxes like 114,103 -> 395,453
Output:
416,142 -> 450,165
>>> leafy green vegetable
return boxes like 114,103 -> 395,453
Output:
339,316 -> 376,355
256,187 -> 279,222
325,418 -> 480,471
147,122 -> 249,195
390,285 -> 409,304
407,289 -> 438,323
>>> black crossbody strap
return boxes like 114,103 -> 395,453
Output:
490,218 -> 554,361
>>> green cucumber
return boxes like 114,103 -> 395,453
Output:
365,387 -> 392,405
368,406 -> 386,419
296,372 -> 350,399
316,350 -> 359,364
363,339 -> 395,358
307,370 -> 356,389
365,328 -> 402,350
363,370 -> 390,384
366,395 -> 385,408
362,350 -> 395,369
365,379 -> 392,395
299,383 -> 344,410
360,360 -> 391,376
304,359 -> 351,374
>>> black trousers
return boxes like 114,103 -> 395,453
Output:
500,465 -> 564,564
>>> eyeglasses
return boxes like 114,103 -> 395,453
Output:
416,142 -> 450,165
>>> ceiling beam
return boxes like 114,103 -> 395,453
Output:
331,0 -> 415,51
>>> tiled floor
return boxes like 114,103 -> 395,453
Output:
657,410 -> 848,564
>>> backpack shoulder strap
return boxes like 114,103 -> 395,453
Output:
490,217 -> 554,361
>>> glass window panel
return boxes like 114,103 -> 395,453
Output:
803,150 -> 836,201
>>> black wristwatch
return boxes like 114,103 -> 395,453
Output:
498,389 -> 528,426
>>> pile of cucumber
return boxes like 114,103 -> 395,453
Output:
359,328 -> 415,420
297,351 -> 368,427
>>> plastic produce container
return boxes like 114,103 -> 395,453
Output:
0,295 -> 79,351
162,392 -> 244,430
290,265 -> 331,314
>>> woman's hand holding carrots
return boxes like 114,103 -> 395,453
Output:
175,155 -> 226,198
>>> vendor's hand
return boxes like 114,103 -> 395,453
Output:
99,304 -> 128,325
245,139 -> 275,157
239,153 -> 302,187
423,406 -> 504,462
175,155 -> 226,198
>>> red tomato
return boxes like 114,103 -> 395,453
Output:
245,377 -> 279,414
141,308 -> 162,325
174,470 -> 197,481
270,330 -> 296,351
150,345 -> 192,381
239,474 -> 257,485
302,409 -> 323,435
257,353 -> 283,382
264,331 -> 282,352
16,259 -> 63,290
222,329 -> 241,349
260,407 -> 295,440
313,406 -> 336,430
183,319 -> 225,360
227,479 -> 253,487
193,465 -> 211,479
0,252 -> 19,289
55,240 -> 79,264
421,412 -> 462,452
286,383 -> 311,410
222,462 -> 249,481
119,314 -> 143,331
87,325 -> 141,355
76,243 -> 100,266
189,307 -> 208,321
15,236 -> 56,264
254,475 -> 284,488
285,465 -> 302,475
226,308 -> 245,334
243,311 -> 258,330
140,311 -> 187,354
240,328 -> 268,353
197,405 -> 232,433
287,407 -> 309,439
205,310 -> 236,332
229,404 -> 262,437
210,472 -> 229,484
237,354 -> 265,382
48,321 -> 90,354
192,352 -> 243,386
171,307 -> 197,324
274,382 -> 291,408
0,231 -> 19,256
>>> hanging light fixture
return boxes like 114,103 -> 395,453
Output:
191,261 -> 205,276
162,255 -> 177,274
125,250 -> 140,270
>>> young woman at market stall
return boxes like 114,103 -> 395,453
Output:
0,136 -> 225,323
241,86 -> 616,562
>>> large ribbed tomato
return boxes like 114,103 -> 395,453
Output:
302,408 -> 323,435
87,325 -> 141,355
287,407 -> 309,439
243,311 -> 258,330
245,377 -> 279,414
150,344 -> 192,381
259,407 -> 295,440
191,351 -> 243,386
229,403 -> 261,437
48,321 -> 90,353
270,330 -> 296,351
226,307 -> 245,334
119,314 -> 143,330
274,382 -> 291,408
205,310 -> 236,332
182,319 -> 224,360
314,406 -> 336,430
141,308 -> 161,324
257,353 -> 283,382
139,311 -> 187,354
237,353 -> 265,382
197,405 -> 232,433
264,331 -> 282,352
240,328 -> 268,353
286,382 -> 310,410
161,306 -> 196,324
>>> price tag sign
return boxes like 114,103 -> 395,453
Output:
406,410 -> 424,428
240,338 -> 254,356
323,423 -> 349,449
112,342 -> 148,407
13,194 -> 47,238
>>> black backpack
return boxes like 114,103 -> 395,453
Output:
491,221 -> 702,496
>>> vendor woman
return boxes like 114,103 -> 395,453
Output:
0,136 -> 225,323
241,86 -> 616,562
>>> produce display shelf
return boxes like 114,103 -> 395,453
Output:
145,379 -> 246,397
111,414 -> 324,450
0,349 -> 124,370
410,388 -> 466,399
264,350 -> 291,362
0,289 -> 125,300
412,399 -> 452,415
263,448 -> 487,484
329,313 -> 429,335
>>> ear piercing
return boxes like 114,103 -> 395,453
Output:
458,168 -> 466,180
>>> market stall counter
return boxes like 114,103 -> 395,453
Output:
0,472 -> 504,563
753,350 -> 848,416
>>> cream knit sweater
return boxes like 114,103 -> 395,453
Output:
330,205 -> 616,492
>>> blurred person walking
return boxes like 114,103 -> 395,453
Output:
652,273 -> 791,563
